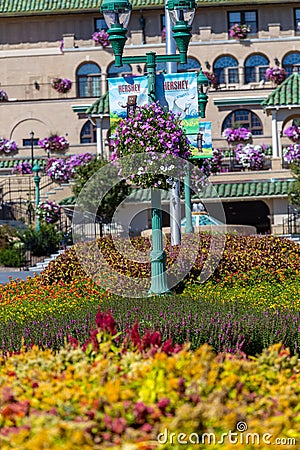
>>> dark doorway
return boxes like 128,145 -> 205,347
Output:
223,201 -> 271,234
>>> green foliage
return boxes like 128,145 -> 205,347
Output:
0,246 -> 25,267
289,161 -> 300,206
19,223 -> 62,256
72,157 -> 130,221
0,225 -> 25,266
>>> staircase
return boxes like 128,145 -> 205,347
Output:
28,248 -> 69,272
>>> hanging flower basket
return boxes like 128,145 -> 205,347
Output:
51,77 -> 72,94
0,138 -> 18,155
36,200 -> 61,224
92,30 -> 110,47
46,153 -> 94,183
11,161 -> 32,175
283,125 -> 300,143
229,24 -> 251,40
265,67 -> 286,85
0,90 -> 8,102
210,148 -> 224,173
283,144 -> 300,164
222,127 -> 252,143
235,144 -> 265,170
38,135 -> 69,153
110,102 -> 191,189
203,71 -> 218,88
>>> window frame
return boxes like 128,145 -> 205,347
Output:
213,56 -> 239,85
294,8 -> 300,32
222,109 -> 263,136
228,10 -> 258,35
244,54 -> 269,84
76,63 -> 101,98
80,120 -> 97,144
94,17 -> 108,32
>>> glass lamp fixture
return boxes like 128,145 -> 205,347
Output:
167,0 -> 196,64
100,0 -> 132,66
100,0 -> 132,28
167,0 -> 196,25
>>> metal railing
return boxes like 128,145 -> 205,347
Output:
283,205 -> 300,236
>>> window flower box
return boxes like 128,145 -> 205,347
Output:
92,30 -> 110,47
0,138 -> 18,154
38,135 -> 69,153
0,90 -> 8,102
283,144 -> 300,164
235,144 -> 265,170
222,127 -> 252,143
229,24 -> 251,40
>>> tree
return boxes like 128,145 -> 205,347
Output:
72,157 -> 130,222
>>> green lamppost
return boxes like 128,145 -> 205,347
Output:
32,161 -> 41,232
101,0 -> 196,294
184,66 -> 209,234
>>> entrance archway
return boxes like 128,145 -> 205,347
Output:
223,200 -> 271,234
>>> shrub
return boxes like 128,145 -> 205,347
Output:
19,223 -> 62,257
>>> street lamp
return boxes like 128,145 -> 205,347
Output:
29,132 -> 41,231
101,0 -> 196,294
184,67 -> 209,234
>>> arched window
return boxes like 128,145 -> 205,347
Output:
213,56 -> 239,84
77,63 -> 101,98
244,54 -> 269,83
80,121 -> 96,143
108,63 -> 132,78
178,57 -> 201,72
222,110 -> 263,135
282,53 -> 300,76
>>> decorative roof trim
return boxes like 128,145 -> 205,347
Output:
214,96 -> 267,107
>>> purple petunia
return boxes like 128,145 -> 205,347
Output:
51,78 -> 72,94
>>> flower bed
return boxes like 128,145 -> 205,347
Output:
0,321 -> 299,449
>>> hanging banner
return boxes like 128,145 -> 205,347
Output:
108,72 -> 201,142
108,76 -> 148,134
189,121 -> 213,159
156,72 -> 199,135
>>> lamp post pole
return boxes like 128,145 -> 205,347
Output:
101,0 -> 196,294
32,162 -> 41,232
30,132 -> 41,232
184,67 -> 209,234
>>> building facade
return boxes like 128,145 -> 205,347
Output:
0,0 -> 300,234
